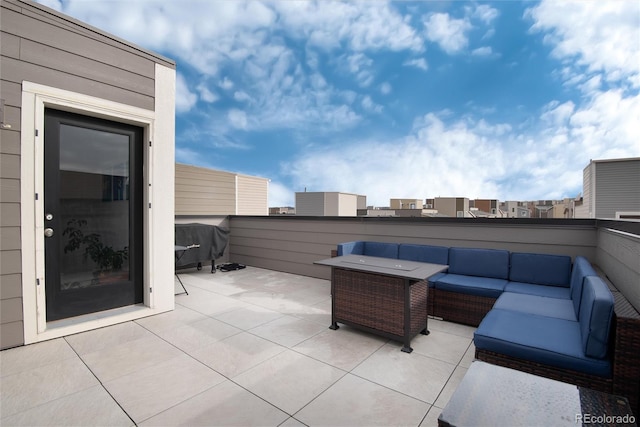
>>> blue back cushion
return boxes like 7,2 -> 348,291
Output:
448,247 -> 510,279
337,241 -> 364,256
509,253 -> 572,287
398,244 -> 449,265
570,257 -> 598,317
363,242 -> 399,258
579,276 -> 614,359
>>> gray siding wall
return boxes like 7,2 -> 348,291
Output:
175,164 -> 236,215
595,160 -> 640,219
596,228 -> 640,312
228,216 -> 599,280
0,0 -> 172,349
295,193 -> 325,216
237,175 -> 268,216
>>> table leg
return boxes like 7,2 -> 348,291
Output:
329,267 -> 340,330
402,279 -> 413,353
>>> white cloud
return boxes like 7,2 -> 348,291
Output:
196,83 -> 219,103
472,4 -> 499,24
268,181 -> 294,207
361,96 -> 383,113
527,0 -> 640,89
403,58 -> 428,71
343,53 -> 375,87
219,77 -> 234,90
175,73 -> 198,113
471,46 -> 493,57
380,82 -> 392,95
234,91 -> 252,102
228,109 -> 248,129
423,13 -> 472,54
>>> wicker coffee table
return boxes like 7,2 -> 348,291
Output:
315,255 -> 447,353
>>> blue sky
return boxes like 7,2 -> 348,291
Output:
40,0 -> 640,207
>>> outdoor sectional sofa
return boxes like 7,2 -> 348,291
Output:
336,241 -> 640,414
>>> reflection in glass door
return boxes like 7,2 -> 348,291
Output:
44,109 -> 143,321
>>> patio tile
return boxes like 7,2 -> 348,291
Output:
291,297 -> 332,325
1,384 -> 132,427
175,287 -> 247,316
191,332 -> 286,378
249,315 -> 326,348
234,350 -> 345,415
434,365 -> 468,409
214,305 -> 285,330
103,354 -> 225,423
352,343 -> 455,404
80,334 -> 182,382
179,272 -> 263,296
427,318 -> 476,339
293,326 -> 386,371
1,356 -> 98,418
295,373 -> 430,426
410,329 -> 472,365
135,304 -> 208,333
0,338 -> 77,377
459,341 -> 476,368
279,417 -> 307,426
150,317 -> 241,353
420,405 -> 443,427
139,380 -> 289,427
65,321 -> 151,355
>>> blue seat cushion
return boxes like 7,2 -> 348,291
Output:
427,272 -> 447,288
435,274 -> 507,298
569,257 -> 598,318
398,244 -> 449,265
363,242 -> 399,258
509,253 -> 571,287
493,292 -> 577,321
504,282 -> 571,299
448,247 -> 509,279
474,309 -> 611,377
337,241 -> 364,256
579,277 -> 614,359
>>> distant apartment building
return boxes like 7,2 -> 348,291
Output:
472,199 -> 499,216
175,163 -> 269,215
501,201 -> 531,218
269,207 -> 295,215
434,197 -> 471,217
357,207 -> 397,217
576,158 -> 640,219
390,199 -> 423,209
295,192 -> 366,216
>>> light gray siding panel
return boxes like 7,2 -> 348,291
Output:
0,249 -> 21,274
1,80 -> 22,106
0,273 -> 21,299
0,321 -> 23,349
0,226 -> 20,250
0,129 -> 20,155
1,56 -> 154,110
595,161 -> 640,218
1,105 -> 21,131
0,203 -> 20,226
19,39 -> 155,97
1,153 -> 20,179
0,178 -> 20,202
175,164 -> 238,215
296,193 -> 325,216
237,175 -> 268,216
1,297 -> 22,323
597,228 -> 640,312
0,32 -> 20,58
1,6 -> 157,77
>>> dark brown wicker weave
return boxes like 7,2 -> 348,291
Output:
476,293 -> 640,416
330,268 -> 428,352
432,288 -> 497,327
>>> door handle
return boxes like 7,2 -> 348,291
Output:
44,228 -> 54,238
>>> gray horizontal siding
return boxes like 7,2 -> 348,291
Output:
0,321 -> 23,349
229,217 -> 599,281
597,228 -> 640,312
596,161 -> 640,218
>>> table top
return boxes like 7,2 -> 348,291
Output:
314,255 -> 447,280
438,361 -> 635,427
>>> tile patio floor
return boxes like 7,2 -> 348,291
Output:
0,267 -> 476,426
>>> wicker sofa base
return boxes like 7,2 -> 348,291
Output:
432,288 -> 497,327
331,268 -> 428,352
